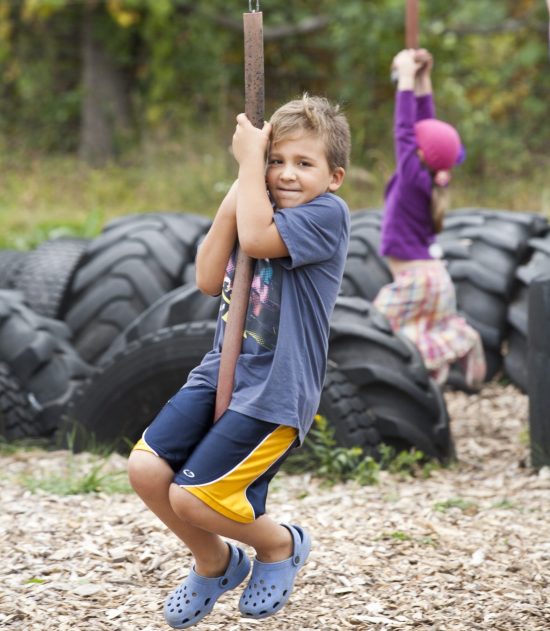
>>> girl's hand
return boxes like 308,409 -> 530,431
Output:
232,113 -> 271,167
414,48 -> 433,96
391,49 -> 419,79
414,49 -> 433,78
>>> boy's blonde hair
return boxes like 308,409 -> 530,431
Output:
269,94 -> 351,172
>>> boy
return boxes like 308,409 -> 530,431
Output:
128,94 -> 351,628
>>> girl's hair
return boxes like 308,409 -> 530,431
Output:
431,182 -> 450,234
269,94 -> 351,171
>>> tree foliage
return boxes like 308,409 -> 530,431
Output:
0,0 -> 548,174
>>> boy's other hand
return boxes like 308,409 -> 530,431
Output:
232,113 -> 272,167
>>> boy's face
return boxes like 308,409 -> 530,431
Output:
266,131 -> 345,209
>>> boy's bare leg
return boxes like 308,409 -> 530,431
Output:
128,450 -> 229,577
167,483 -> 294,562
128,450 -> 293,577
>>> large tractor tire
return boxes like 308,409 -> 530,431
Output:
61,212 -> 210,364
62,298 -> 453,462
99,283 -> 219,365
328,296 -> 454,462
341,209 -> 391,301
60,322 -> 217,452
13,237 -> 90,319
0,362 -> 38,441
0,250 -> 27,289
319,364 -> 387,454
437,208 -> 548,380
0,291 -> 94,437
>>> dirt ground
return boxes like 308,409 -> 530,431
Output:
1,382 -> 549,631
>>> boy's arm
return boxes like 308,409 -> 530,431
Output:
195,180 -> 239,296
232,113 -> 289,260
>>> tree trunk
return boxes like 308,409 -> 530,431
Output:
79,4 -> 132,167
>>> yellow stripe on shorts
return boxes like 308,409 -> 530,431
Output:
132,436 -> 158,456
181,424 -> 297,524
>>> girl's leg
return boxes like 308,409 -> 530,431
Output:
128,450 -> 231,577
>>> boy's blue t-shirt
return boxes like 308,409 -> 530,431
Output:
185,192 -> 350,443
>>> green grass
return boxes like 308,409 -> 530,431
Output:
282,414 -> 438,486
1,134 -> 548,249
21,456 -> 132,496
433,497 -> 479,514
0,437 -> 50,455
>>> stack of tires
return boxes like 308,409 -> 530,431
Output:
0,212 -> 211,443
436,209 -> 548,381
0,290 -> 94,440
15,207 -> 545,464
338,208 -> 549,387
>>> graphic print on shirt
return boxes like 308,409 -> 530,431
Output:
220,250 -> 282,351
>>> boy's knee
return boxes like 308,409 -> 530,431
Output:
169,484 -> 205,524
128,450 -> 169,497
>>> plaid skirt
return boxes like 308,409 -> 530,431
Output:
374,261 -> 486,387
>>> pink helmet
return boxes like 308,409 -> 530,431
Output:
414,119 -> 462,172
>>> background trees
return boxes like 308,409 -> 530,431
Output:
0,0 -> 548,176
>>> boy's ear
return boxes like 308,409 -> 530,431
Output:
328,167 -> 345,192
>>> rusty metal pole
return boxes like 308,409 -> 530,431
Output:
405,0 -> 419,49
391,0 -> 420,83
214,3 -> 264,423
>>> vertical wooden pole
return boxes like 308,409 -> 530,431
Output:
527,274 -> 550,468
214,8 -> 264,423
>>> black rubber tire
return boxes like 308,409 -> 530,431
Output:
61,299 -> 454,462
504,234 -> 550,392
319,364 -> 388,456
0,251 -> 28,289
0,290 -> 95,437
13,238 -> 90,319
98,283 -> 219,365
437,208 -> 548,380
0,362 -> 38,441
341,211 -> 391,301
340,226 -> 392,301
350,208 -> 384,225
59,322 -> 217,452
61,212 -> 211,364
328,296 -> 454,462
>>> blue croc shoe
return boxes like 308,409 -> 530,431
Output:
239,524 -> 311,619
163,542 -> 250,629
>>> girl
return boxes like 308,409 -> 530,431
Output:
374,48 -> 486,389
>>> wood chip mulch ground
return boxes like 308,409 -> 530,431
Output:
1,382 -> 549,631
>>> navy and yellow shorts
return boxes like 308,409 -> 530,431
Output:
132,385 -> 298,523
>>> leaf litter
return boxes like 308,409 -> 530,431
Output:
0,383 -> 549,630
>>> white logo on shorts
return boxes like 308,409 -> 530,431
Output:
183,469 -> 195,478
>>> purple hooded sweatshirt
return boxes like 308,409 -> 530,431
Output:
380,90 -> 436,261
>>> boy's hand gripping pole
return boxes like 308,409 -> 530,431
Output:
214,2 -> 264,423
391,0 -> 419,83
